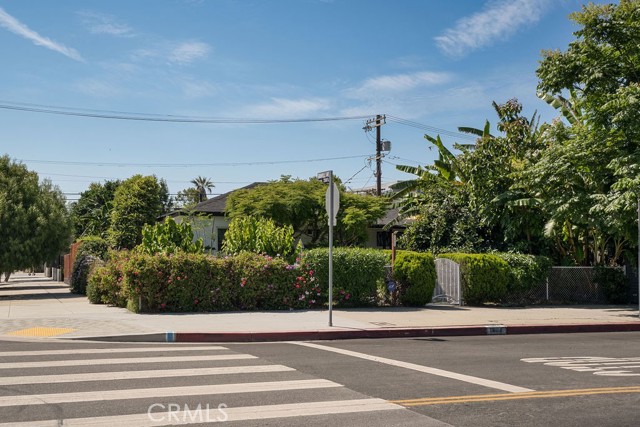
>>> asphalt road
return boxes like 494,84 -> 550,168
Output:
0,332 -> 639,426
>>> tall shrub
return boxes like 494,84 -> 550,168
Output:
393,251 -> 436,306
303,247 -> 387,307
86,250 -> 129,306
77,235 -> 110,259
438,253 -> 509,305
70,236 -> 110,295
593,266 -> 628,304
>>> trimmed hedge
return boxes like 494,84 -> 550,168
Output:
303,247 -> 388,307
87,248 -> 439,311
393,251 -> 436,306
493,253 -> 552,297
86,250 -> 128,306
88,251 -> 321,312
438,253 -> 509,305
593,265 -> 628,304
70,236 -> 110,295
76,235 -> 109,259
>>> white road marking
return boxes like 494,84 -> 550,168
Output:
522,356 -> 640,377
0,354 -> 256,369
0,399 -> 402,426
0,346 -> 227,357
0,379 -> 341,407
0,364 -> 295,386
293,341 -> 533,393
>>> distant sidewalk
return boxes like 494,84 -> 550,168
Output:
1,273 -> 639,342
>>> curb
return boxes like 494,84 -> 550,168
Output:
72,322 -> 640,343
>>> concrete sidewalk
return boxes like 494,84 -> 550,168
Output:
1,273 -> 639,342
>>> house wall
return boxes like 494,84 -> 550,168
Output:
174,215 -> 229,254
366,228 -> 403,249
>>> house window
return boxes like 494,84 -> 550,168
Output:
376,231 -> 390,249
217,228 -> 227,251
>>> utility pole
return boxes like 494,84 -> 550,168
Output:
363,115 -> 386,196
376,115 -> 382,196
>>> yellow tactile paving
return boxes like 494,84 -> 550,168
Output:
6,327 -> 75,337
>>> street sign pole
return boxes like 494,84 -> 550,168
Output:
318,170 -> 339,327
328,170 -> 334,327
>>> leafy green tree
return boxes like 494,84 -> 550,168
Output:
394,100 -> 546,254
175,187 -> 201,208
158,178 -> 174,214
0,155 -> 72,279
459,99 -> 547,252
537,0 -> 640,142
226,177 -> 388,246
190,176 -> 214,203
71,180 -> 121,238
534,0 -> 640,264
227,178 -> 324,242
108,175 -> 164,249
397,175 -> 483,254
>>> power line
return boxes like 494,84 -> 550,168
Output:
19,155 -> 370,168
386,115 -> 477,141
38,172 -> 255,184
0,100 -> 371,124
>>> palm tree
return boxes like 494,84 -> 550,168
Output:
190,176 -> 214,203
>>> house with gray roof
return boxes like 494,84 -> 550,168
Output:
164,182 -> 405,253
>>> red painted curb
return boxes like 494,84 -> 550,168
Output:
172,323 -> 640,342
506,322 -> 640,335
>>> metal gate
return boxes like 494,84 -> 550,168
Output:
433,258 -> 462,305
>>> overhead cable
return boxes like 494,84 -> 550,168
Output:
0,101 -> 371,124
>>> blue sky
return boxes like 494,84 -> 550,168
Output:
0,0 -> 604,201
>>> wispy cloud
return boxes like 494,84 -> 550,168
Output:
435,0 -> 552,57
243,97 -> 332,118
169,41 -> 211,64
346,71 -> 452,99
0,6 -> 83,61
78,11 -> 134,37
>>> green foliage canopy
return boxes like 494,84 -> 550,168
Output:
71,180 -> 121,239
0,155 -> 72,275
226,177 -> 388,246
108,175 -> 164,250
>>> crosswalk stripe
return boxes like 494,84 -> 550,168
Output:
293,342 -> 533,393
0,364 -> 295,386
0,346 -> 227,357
0,379 -> 342,407
0,354 -> 256,369
0,398 -> 402,426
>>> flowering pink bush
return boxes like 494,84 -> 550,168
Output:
90,251 -> 321,313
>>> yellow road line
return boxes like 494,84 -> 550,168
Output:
391,386 -> 640,407
6,327 -> 75,337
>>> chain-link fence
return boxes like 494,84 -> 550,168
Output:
502,266 -> 627,306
